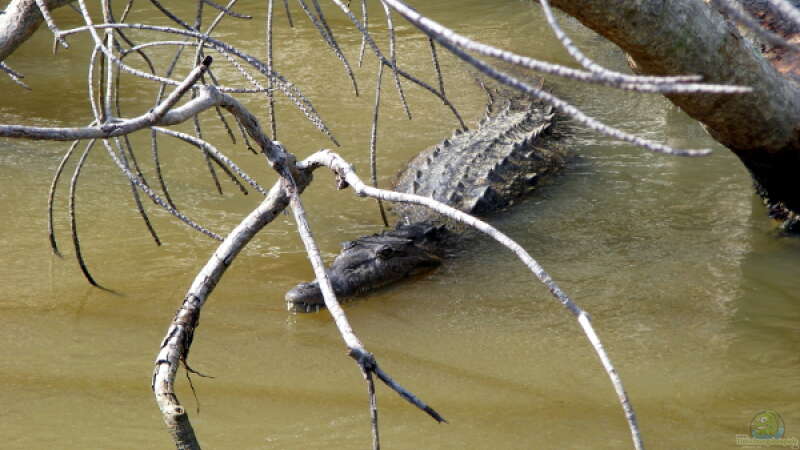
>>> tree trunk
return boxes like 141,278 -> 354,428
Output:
548,0 -> 800,227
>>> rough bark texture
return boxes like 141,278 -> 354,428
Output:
0,0 -> 74,62
549,0 -> 800,223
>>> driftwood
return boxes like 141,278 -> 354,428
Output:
1,0 -> 790,448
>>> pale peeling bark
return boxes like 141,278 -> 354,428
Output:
0,0 -> 74,62
548,0 -> 800,223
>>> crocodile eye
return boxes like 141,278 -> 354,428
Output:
377,246 -> 395,259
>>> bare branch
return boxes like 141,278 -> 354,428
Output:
330,0 -> 467,130
428,37 -> 446,98
48,139 -> 82,256
379,2 -> 714,157
361,367 -> 380,450
266,0 -> 278,139
112,137 -> 163,246
358,0 -> 367,67
370,60 -> 390,227
539,0 -> 656,82
380,0 -> 752,94
294,0 -> 359,96
0,58 -> 213,140
153,173 -> 305,450
153,56 -> 212,122
68,139 -> 101,287
286,161 -> 445,423
0,61 -> 30,89
200,0 -> 252,19
152,126 -> 268,195
286,178 -> 364,350
379,1 -> 411,119
0,0 -> 75,62
300,149 -> 641,449
35,0 -> 69,49
281,0 -> 294,27
102,135 -> 224,241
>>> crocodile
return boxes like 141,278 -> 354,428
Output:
286,90 -> 567,312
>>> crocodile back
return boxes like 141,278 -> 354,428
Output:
392,95 -> 565,225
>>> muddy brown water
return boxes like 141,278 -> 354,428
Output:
0,2 -> 798,449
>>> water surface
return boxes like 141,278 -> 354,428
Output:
0,1 -> 797,449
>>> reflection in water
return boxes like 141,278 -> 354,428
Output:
0,2 -> 798,449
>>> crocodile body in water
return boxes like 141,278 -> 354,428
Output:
286,91 -> 567,312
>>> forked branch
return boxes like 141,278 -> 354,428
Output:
153,150 -> 444,450
299,149 -> 642,450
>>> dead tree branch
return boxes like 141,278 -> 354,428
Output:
1,2 -> 778,449
299,148 -> 642,450
380,0 -> 750,157
0,0 -> 75,62
153,150 -> 444,449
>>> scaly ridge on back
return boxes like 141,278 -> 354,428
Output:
394,93 -> 562,223
286,89 -> 567,311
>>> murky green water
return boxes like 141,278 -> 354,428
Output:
1,1 -> 798,449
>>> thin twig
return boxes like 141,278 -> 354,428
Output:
378,0 -> 751,94
312,0 -> 359,95
48,139 -> 83,256
0,61 -> 30,90
68,139 -> 101,287
148,0 -> 193,30
201,0 -> 252,19
361,366 -> 380,450
59,22 -> 309,94
302,149 -> 639,446
103,131 -> 224,241
191,92 -> 224,196
358,0 -> 368,67
153,126 -> 265,195
539,0 -> 661,83
440,32 -> 711,156
379,0 -> 715,157
428,37 -> 446,99
266,0 -> 278,139
330,0 -> 466,129
297,0 -> 359,95
370,60 -> 389,227
380,2 -> 411,119
214,105 -> 238,144
35,0 -> 70,49
233,114 -> 258,153
282,0 -> 294,27
110,138 -> 163,246
150,129 -> 177,209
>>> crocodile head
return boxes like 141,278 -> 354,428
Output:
285,223 -> 446,312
